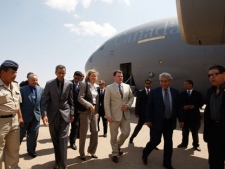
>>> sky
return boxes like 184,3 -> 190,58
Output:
0,0 -> 177,87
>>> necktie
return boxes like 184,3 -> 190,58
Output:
187,90 -> 191,97
75,83 -> 78,92
118,85 -> 123,99
147,89 -> 149,95
164,89 -> 171,119
100,89 -> 103,95
58,82 -> 62,96
31,87 -> 36,104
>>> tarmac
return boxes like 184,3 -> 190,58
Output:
19,100 -> 209,169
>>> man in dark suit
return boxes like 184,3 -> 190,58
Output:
97,80 -> 108,137
19,72 -> 33,87
130,79 -> 157,146
204,65 -> 225,169
177,80 -> 203,151
20,74 -> 44,158
142,72 -> 184,169
41,65 -> 74,169
69,71 -> 82,150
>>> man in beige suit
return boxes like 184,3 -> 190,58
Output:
104,70 -> 134,163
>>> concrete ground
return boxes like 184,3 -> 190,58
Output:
19,102 -> 209,169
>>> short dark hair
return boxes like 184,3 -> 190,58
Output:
55,65 -> 66,72
27,72 -> 34,78
185,79 -> 193,86
113,70 -> 123,76
74,71 -> 82,77
145,79 -> 152,83
208,65 -> 225,73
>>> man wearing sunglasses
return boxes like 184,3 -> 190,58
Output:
177,80 -> 203,151
69,71 -> 83,150
129,79 -> 158,150
204,65 -> 225,169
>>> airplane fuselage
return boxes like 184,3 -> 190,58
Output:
85,17 -> 225,99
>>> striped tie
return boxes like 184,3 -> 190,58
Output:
118,85 -> 123,99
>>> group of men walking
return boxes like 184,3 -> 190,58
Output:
0,59 -> 225,169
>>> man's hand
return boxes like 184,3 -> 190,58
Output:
90,105 -> 95,113
107,117 -> 113,123
121,105 -> 129,112
135,114 -> 139,118
188,105 -> 194,109
17,109 -> 24,125
18,117 -> 24,125
70,116 -> 74,122
42,116 -> 49,126
183,105 -> 189,110
179,122 -> 184,128
146,122 -> 152,128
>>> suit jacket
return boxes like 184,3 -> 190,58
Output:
71,80 -> 80,112
104,82 -> 134,121
146,87 -> 183,131
97,88 -> 105,116
20,85 -> 44,123
203,85 -> 225,142
135,88 -> 149,120
41,79 -> 74,123
179,89 -> 203,122
78,82 -> 99,114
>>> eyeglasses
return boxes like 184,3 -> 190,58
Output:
145,83 -> 151,84
99,84 -> 103,86
207,72 -> 221,78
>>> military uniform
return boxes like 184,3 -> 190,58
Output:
0,60 -> 21,169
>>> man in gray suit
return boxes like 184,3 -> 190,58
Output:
41,65 -> 74,169
104,70 -> 134,163
20,74 -> 44,158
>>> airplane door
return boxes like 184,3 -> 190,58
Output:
120,63 -> 135,86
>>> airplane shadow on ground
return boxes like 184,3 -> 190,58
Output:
29,143 -> 208,169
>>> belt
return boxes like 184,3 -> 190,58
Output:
0,114 -> 15,118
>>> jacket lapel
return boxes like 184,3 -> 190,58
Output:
26,86 -> 33,104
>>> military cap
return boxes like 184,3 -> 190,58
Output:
1,60 -> 19,71
74,71 -> 82,76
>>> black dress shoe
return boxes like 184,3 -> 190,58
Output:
118,148 -> 123,156
53,164 -> 59,169
177,143 -> 187,148
154,146 -> 159,150
28,152 -> 37,158
142,155 -> 147,165
80,156 -> 86,161
163,164 -> 174,169
112,156 -> 118,163
70,144 -> 77,150
194,146 -> 201,151
91,154 -> 98,158
129,139 -> 133,144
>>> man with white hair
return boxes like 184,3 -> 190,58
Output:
142,72 -> 184,169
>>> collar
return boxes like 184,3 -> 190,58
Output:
115,82 -> 123,87
145,87 -> 150,91
56,78 -> 64,84
162,87 -> 170,91
187,89 -> 193,92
